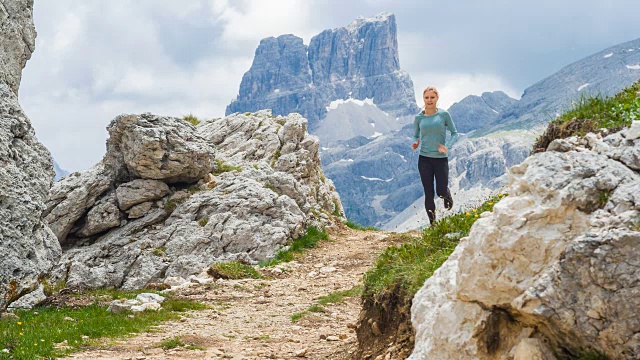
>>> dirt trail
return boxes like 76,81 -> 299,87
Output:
64,226 -> 403,360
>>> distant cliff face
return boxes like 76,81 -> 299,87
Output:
226,13 -> 419,129
448,91 -> 518,133
0,0 -> 61,311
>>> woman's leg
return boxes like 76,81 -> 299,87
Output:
433,157 -> 453,210
418,156 -> 436,224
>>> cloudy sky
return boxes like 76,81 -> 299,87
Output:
18,0 -> 640,172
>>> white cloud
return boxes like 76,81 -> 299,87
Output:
211,0 -> 315,45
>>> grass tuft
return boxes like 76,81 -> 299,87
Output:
290,311 -> 307,322
344,220 -> 377,231
207,261 -> 262,280
182,114 -> 200,126
363,195 -> 504,301
317,286 -> 363,305
259,227 -> 328,268
152,246 -> 166,256
159,336 -> 184,350
533,81 -> 640,152
213,159 -> 242,175
198,217 -> 209,227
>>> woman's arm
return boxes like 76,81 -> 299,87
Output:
412,116 -> 420,150
444,112 -> 459,149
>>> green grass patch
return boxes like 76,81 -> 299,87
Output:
259,227 -> 329,268
317,286 -> 362,305
152,246 -> 166,256
290,311 -> 307,322
307,305 -> 325,313
41,277 -> 67,297
213,159 -> 242,175
363,195 -> 504,301
0,296 -> 207,359
159,336 -> 184,350
198,217 -> 209,227
344,220 -> 378,231
164,198 -> 186,212
182,114 -> 200,126
271,149 -> 281,167
207,261 -> 263,280
290,286 -> 361,322
533,81 -> 640,152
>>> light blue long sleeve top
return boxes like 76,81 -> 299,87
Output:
413,108 -> 459,158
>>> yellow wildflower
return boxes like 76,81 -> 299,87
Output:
489,202 -> 494,205
498,193 -> 503,197
465,212 -> 470,216
19,333 -> 23,336
472,209 -> 477,212
17,322 -> 22,325
34,344 -> 37,347
475,214 -> 479,218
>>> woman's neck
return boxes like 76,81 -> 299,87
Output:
423,107 -> 437,115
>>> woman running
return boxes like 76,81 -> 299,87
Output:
411,86 -> 458,226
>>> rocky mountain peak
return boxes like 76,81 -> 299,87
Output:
226,12 -> 418,128
239,34 -> 310,98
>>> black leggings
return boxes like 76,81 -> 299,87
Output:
418,155 -> 453,224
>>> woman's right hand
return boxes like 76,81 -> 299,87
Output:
411,142 -> 419,150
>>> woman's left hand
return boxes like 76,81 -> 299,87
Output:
438,144 -> 448,154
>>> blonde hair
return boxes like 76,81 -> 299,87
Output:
423,86 -> 439,98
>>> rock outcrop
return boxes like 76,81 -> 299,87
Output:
448,91 -> 518,133
226,13 -> 418,129
45,110 -> 342,290
410,123 -> 640,359
0,0 -> 61,311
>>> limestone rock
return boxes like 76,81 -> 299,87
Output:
0,0 -> 61,311
44,162 -> 113,244
127,201 -> 153,219
115,179 -> 170,210
7,285 -> 46,310
513,339 -> 556,360
0,0 -> 35,94
46,110 -> 343,290
75,192 -> 121,237
104,113 -> 216,183
199,110 -> 343,221
410,128 -> 640,359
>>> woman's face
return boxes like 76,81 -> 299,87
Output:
423,91 -> 438,108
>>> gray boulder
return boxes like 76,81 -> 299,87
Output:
115,179 -> 170,210
43,162 -> 113,245
105,113 -> 216,184
75,192 -> 121,238
0,0 -> 61,311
